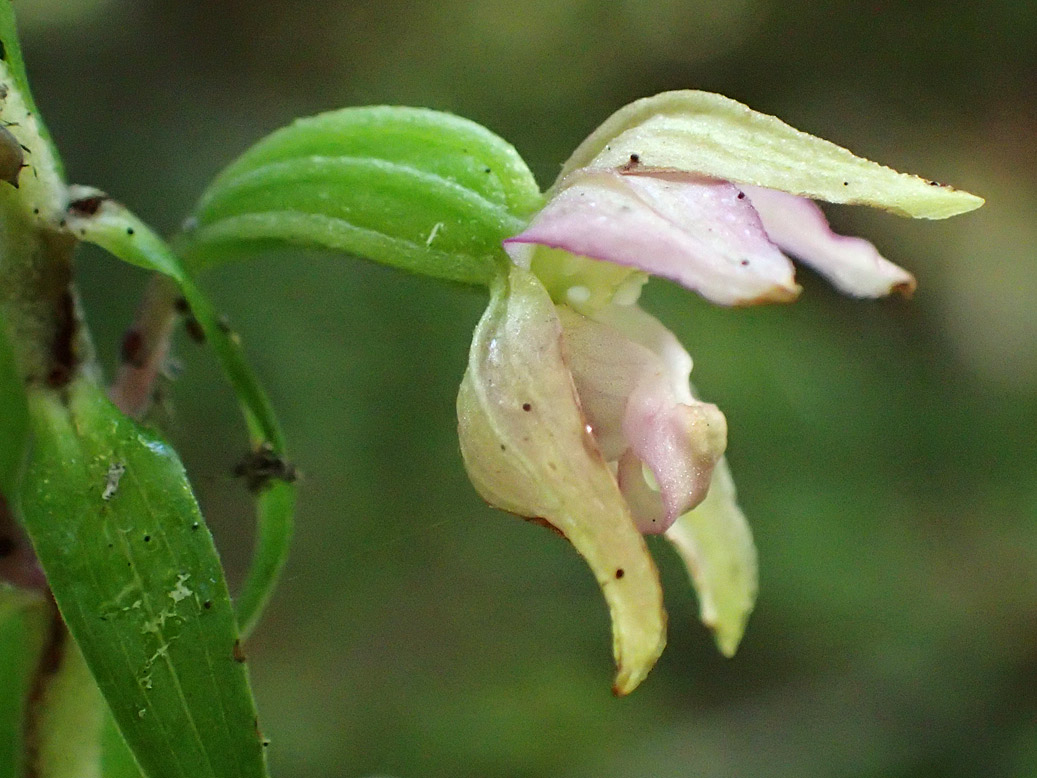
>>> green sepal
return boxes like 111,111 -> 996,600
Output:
177,106 -> 542,285
18,378 -> 268,778
66,199 -> 293,637
560,90 -> 984,219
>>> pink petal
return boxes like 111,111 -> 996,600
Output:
505,170 -> 800,307
557,305 -> 726,533
742,185 -> 916,298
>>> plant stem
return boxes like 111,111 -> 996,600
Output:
107,274 -> 181,418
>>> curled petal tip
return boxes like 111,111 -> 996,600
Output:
734,281 -> 802,306
891,276 -> 917,299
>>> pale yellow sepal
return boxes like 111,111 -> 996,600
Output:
664,457 -> 757,657
457,265 -> 666,694
558,90 -> 983,220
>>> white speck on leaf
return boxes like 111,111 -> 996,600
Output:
102,462 -> 126,501
426,221 -> 444,246
168,573 -> 192,604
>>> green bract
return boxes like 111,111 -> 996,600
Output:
179,106 -> 543,285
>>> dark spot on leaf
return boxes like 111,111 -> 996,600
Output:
68,194 -> 108,216
740,259 -> 750,267
233,640 -> 247,663
522,402 -> 532,411
203,600 -> 212,610
142,535 -> 151,543
126,227 -> 135,236
843,181 -> 849,186
500,444 -> 506,451
737,191 -> 746,199
191,522 -> 200,531
615,568 -> 625,579
174,297 -> 190,314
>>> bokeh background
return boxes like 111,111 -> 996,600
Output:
14,0 -> 1037,775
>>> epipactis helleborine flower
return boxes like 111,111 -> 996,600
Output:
457,91 -> 983,694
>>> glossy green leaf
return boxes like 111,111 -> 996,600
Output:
0,319 -> 27,495
559,90 -> 984,219
19,379 -> 268,778
177,106 -> 542,285
66,200 -> 293,637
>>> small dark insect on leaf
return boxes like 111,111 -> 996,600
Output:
233,442 -> 297,493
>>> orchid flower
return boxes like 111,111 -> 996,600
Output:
457,91 -> 983,694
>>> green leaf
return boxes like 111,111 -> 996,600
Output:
101,709 -> 147,778
559,90 -> 984,219
177,106 -> 542,285
0,318 -> 28,496
0,593 -> 47,778
19,379 -> 268,778
66,200 -> 293,637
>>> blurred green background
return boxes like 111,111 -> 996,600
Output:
15,0 -> 1037,775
